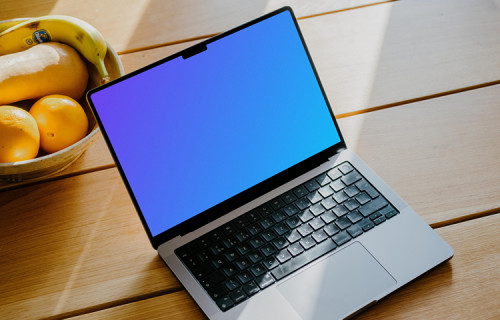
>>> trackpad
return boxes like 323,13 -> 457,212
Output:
277,242 -> 396,320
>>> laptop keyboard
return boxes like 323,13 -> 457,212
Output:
175,161 -> 399,312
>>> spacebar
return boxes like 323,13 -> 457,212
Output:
271,240 -> 337,281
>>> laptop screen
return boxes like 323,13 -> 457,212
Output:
88,9 -> 342,239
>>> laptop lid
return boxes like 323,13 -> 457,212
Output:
87,7 -> 345,249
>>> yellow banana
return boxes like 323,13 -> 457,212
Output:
0,18 -> 31,33
0,15 -> 110,83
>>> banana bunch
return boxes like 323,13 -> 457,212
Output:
0,15 -> 110,83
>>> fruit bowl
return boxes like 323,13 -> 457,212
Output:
0,19 -> 124,183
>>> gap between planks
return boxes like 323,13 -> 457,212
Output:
40,195 -> 499,320
116,0 -> 398,56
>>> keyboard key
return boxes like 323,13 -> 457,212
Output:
230,288 -> 247,304
283,204 -> 299,216
236,271 -> 253,284
260,243 -> 277,257
236,243 -> 252,255
297,224 -> 314,237
221,223 -> 237,236
282,191 -> 297,204
255,273 -> 275,289
209,283 -> 228,300
216,296 -> 234,311
224,278 -> 241,291
277,249 -> 292,263
335,217 -> 352,230
272,237 -> 288,250
257,204 -> 273,216
243,281 -> 260,296
332,191 -> 348,204
309,217 -> 326,230
270,197 -> 286,210
304,179 -> 321,192
234,216 -> 249,229
211,257 -> 226,269
330,179 -> 345,192
323,223 -> 340,237
320,210 -> 336,224
332,231 -> 352,246
295,198 -> 310,210
298,210 -> 314,223
271,210 -> 287,223
285,230 -> 302,243
285,216 -> 301,229
341,171 -> 362,186
235,258 -> 251,270
355,192 -> 371,205
344,199 -> 360,211
316,173 -> 332,186
249,263 -> 267,277
327,168 -> 342,181
202,270 -> 226,289
347,224 -> 363,238
373,215 -> 387,225
355,180 -> 379,199
299,236 -> 316,250
385,209 -> 399,219
307,192 -> 323,204
222,264 -> 238,277
222,236 -> 238,249
332,205 -> 348,217
247,224 -> 262,236
318,185 -> 334,198
235,230 -> 251,242
360,219 -> 375,231
259,217 -> 275,230
339,163 -> 354,174
359,197 -> 388,217
248,250 -> 264,263
321,197 -> 336,210
293,185 -> 309,198
244,210 -> 261,223
273,222 -> 290,236
346,211 -> 363,224
344,185 -> 360,198
309,203 -> 325,216
249,236 -> 265,249
312,230 -> 328,243
369,211 -> 383,221
262,256 -> 279,270
261,229 -> 277,242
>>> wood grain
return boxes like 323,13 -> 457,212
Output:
0,169 -> 182,320
339,84 -> 500,227
0,0 -> 383,53
0,85 -> 499,320
119,0 -> 500,116
67,213 -> 500,320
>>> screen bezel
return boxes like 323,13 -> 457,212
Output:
87,6 -> 346,249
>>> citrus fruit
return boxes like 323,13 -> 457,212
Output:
30,94 -> 89,154
0,105 -> 40,163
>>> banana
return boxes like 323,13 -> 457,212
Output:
0,18 -> 31,33
0,15 -> 110,83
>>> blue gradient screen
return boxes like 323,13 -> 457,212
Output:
90,10 -> 341,237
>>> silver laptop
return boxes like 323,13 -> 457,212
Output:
87,7 -> 453,320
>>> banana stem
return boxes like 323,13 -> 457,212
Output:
95,58 -> 110,84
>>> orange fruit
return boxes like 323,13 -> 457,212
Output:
30,94 -> 88,154
0,105 -> 40,163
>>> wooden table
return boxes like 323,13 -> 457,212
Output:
1,1 -> 499,319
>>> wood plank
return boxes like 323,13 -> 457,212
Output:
67,214 -> 500,320
119,0 -> 500,116
1,85 -> 499,319
5,0 -> 499,186
339,84 -> 500,227
0,169 -> 183,320
0,0 -> 382,53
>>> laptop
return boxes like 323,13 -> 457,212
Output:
87,7 -> 453,320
